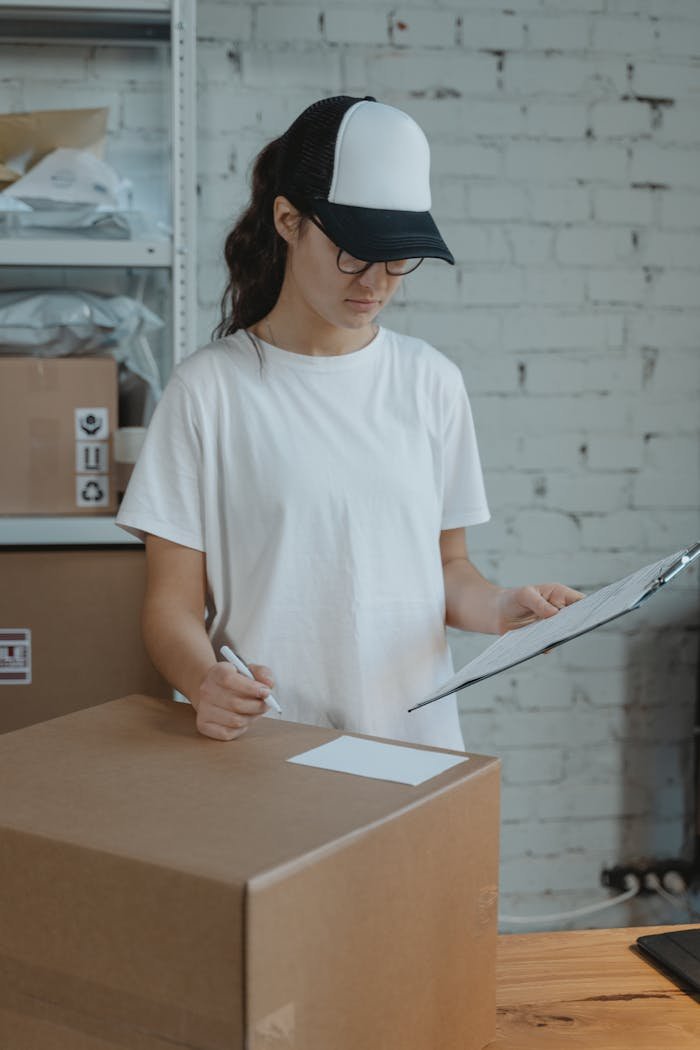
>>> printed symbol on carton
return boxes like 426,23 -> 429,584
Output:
75,407 -> 109,440
0,629 -> 31,685
76,475 -> 109,508
76,441 -> 109,473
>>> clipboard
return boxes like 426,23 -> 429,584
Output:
409,542 -> 700,713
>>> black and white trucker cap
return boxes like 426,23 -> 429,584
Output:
277,95 -> 454,265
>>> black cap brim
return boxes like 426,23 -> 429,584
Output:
312,199 -> 455,265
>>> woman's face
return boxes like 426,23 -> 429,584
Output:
275,198 -> 403,331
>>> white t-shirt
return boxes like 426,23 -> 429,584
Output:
117,326 -> 490,750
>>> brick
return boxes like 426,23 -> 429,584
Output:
522,351 -> 636,393
643,436 -> 700,475
649,0 -> 700,15
530,187 -> 591,223
656,20 -> 700,60
505,141 -> 627,182
541,0 -> 605,10
521,269 -> 586,305
255,5 -> 322,42
525,102 -> 588,139
459,12 -> 525,51
198,0 -> 253,42
365,49 -> 498,94
196,42 -> 243,85
460,101 -> 526,137
432,141 -> 502,178
402,309 -> 499,347
556,227 -> 631,264
476,394 -> 627,437
587,269 -> 647,304
585,436 -> 644,470
591,16 -> 657,55
641,345 -> 700,393
429,178 -> 468,221
122,89 -> 169,132
506,226 -> 553,263
633,61 -> 700,100
504,54 -> 627,96
657,103 -> 700,146
0,42 -> 88,79
631,143 -> 700,189
645,230 -> 700,267
502,310 -> 624,350
445,224 -> 511,263
390,9 -> 456,49
653,271 -> 700,307
241,46 -> 341,89
502,748 -> 565,786
628,311 -> 700,349
461,269 -> 524,305
633,470 -> 700,508
525,15 -> 590,52
517,508 -> 582,551
543,474 -> 634,513
403,263 -> 460,305
445,352 -> 521,395
593,187 -> 654,225
500,852 -> 612,895
581,509 -> 646,549
590,100 -> 651,138
89,46 -> 166,86
325,7 -> 388,45
478,471 -> 538,507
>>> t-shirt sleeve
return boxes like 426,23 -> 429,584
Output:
115,374 -> 205,550
441,379 -> 490,530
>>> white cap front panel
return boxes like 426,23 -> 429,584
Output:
328,101 -> 432,212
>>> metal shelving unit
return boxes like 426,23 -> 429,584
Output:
0,0 -> 197,546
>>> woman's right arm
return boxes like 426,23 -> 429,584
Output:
142,534 -> 274,741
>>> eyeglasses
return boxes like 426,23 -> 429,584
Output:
308,216 -> 423,276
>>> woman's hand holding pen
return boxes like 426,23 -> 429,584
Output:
194,661 -> 276,742
494,582 -> 584,635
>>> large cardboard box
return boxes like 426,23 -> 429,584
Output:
0,695 -> 500,1050
0,355 -> 118,514
0,547 -> 168,733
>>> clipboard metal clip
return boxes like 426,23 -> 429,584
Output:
637,541 -> 700,606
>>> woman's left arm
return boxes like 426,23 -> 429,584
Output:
440,527 -> 584,635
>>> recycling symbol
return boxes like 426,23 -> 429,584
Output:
80,479 -> 105,503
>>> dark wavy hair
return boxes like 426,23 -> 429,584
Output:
213,135 -> 311,354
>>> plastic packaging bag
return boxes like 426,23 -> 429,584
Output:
0,289 -> 164,403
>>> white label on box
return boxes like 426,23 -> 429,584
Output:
75,407 -> 109,440
76,441 -> 109,473
0,629 -> 31,685
76,474 -> 110,508
288,735 -> 469,786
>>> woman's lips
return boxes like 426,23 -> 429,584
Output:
346,299 -> 379,312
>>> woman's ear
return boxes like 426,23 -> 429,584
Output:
272,196 -> 302,245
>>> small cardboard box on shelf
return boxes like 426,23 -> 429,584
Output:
0,547 -> 168,733
0,355 -> 118,514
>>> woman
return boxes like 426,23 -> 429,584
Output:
117,95 -> 581,749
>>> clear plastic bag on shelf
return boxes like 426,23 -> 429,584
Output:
3,147 -> 130,208
0,289 -> 164,404
0,205 -> 170,241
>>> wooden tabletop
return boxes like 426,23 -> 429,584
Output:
489,924 -> 700,1048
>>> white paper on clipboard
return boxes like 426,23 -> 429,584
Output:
410,543 -> 700,713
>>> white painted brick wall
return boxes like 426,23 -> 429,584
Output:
3,0 -> 698,932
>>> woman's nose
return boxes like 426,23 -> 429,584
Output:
356,263 -> 386,290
